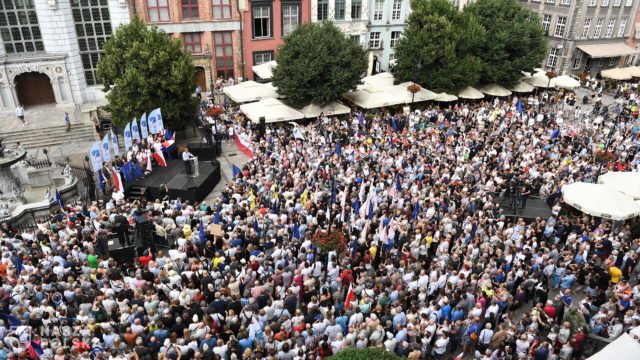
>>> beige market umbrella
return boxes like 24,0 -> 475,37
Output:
457,86 -> 484,100
509,81 -> 535,93
624,66 -> 640,77
601,67 -> 632,80
598,172 -> 640,199
551,75 -> 580,89
524,72 -> 552,88
434,92 -> 458,102
562,182 -> 640,220
478,84 -> 512,97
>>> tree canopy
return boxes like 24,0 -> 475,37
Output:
393,0 -> 484,93
328,348 -> 403,360
465,0 -> 547,86
272,22 -> 367,108
97,16 -> 198,130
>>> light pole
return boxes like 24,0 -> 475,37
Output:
411,62 -> 423,105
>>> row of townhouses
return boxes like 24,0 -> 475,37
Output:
0,0 -> 638,111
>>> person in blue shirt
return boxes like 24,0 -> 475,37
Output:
440,301 -> 452,323
560,272 -> 576,289
451,305 -> 465,322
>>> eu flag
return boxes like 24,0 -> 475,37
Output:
198,220 -> 206,245
253,217 -> 260,234
213,212 -> 220,225
396,174 -> 402,192
412,200 -> 421,220
292,223 -> 300,239
331,185 -> 337,204
232,164 -> 242,177
55,189 -> 64,208
335,142 -> 342,157
368,199 -> 374,220
352,198 -> 360,215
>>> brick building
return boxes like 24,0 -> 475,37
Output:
129,0 -> 243,91
240,0 -> 311,80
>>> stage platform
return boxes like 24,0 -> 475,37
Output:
498,196 -> 553,222
125,159 -> 221,203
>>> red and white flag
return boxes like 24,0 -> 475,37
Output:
111,172 -> 124,192
152,152 -> 167,167
344,283 -> 356,310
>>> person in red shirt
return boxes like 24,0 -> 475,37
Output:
571,327 -> 586,358
138,249 -> 153,266
543,300 -> 557,321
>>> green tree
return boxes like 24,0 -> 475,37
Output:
328,348 -> 403,360
465,0 -> 547,87
272,22 -> 367,108
393,0 -> 483,93
97,17 -> 198,130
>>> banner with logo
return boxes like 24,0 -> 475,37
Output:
140,112 -> 148,138
131,117 -> 140,142
90,142 -> 103,172
124,122 -> 133,150
101,134 -> 111,163
111,129 -> 120,156
149,108 -> 163,134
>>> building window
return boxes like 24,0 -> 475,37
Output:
350,34 -> 360,44
253,50 -> 273,67
594,18 -> 604,37
602,0 -> 609,6
547,48 -> 559,68
546,0 -> 555,4
147,0 -> 170,22
626,0 -> 633,6
317,0 -> 328,21
390,31 -> 401,48
369,32 -> 380,48
609,57 -> 616,66
282,3 -> 299,37
572,52 -> 582,69
351,0 -> 361,19
71,0 -> 112,86
554,16 -> 566,37
391,0 -> 402,21
606,18 -> 616,37
183,32 -> 202,53
618,18 -> 627,37
212,0 -> 232,19
252,5 -> 271,38
589,0 -> 596,5
334,0 -> 345,20
214,31 -> 234,80
582,18 -> 591,38
542,14 -> 552,32
560,0 -> 570,4
0,0 -> 44,54
613,0 -> 621,5
181,0 -> 199,20
373,0 -> 383,21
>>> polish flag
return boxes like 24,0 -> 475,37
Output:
344,283 -> 356,310
152,152 -> 167,167
111,172 -> 124,192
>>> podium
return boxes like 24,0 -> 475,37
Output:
189,156 -> 199,178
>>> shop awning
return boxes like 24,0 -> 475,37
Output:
252,61 -> 277,80
577,43 -> 639,58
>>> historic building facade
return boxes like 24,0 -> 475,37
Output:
309,0 -> 369,48
519,0 -> 640,76
0,0 -> 130,110
365,0 -> 409,75
130,0 -> 243,90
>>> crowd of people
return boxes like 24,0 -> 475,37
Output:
2,79 -> 640,360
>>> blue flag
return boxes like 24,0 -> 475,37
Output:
396,174 -> 402,192
391,117 -> 398,132
55,189 -> 63,208
551,129 -> 560,139
232,164 -> 242,177
368,199 -> 374,220
412,200 -> 421,220
272,199 -> 279,214
358,112 -> 364,126
30,341 -> 43,356
390,137 -> 395,149
97,170 -> 105,190
0,312 -> 21,327
199,220 -> 206,245
90,142 -> 103,172
132,162 -> 143,178
14,256 -> 24,276
331,185 -> 337,204
352,198 -> 360,215
253,217 -> 260,234
292,223 -> 300,240
121,162 -> 133,182
213,212 -> 220,225
335,142 -> 342,157
516,101 -> 523,114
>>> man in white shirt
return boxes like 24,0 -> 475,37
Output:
479,323 -> 494,352
182,148 -> 194,175
15,104 -> 26,126
433,333 -> 449,359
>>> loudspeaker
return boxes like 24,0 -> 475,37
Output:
187,143 -> 215,161
259,116 -> 265,125
109,245 -> 136,265
258,116 -> 266,140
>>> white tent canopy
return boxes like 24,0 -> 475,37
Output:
509,81 -> 535,93
240,98 -> 303,123
343,84 -> 406,109
479,84 -> 512,97
524,72 -> 552,88
562,182 -> 640,220
602,67 -> 633,80
252,60 -> 277,80
587,333 -> 640,360
598,172 -> 640,199
551,75 -> 580,89
299,101 -> 350,118
223,81 -> 278,103
434,92 -> 458,102
458,86 -> 484,99
361,72 -> 395,89
390,82 -> 438,103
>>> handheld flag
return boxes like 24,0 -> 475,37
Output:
352,198 -> 360,215
152,152 -> 167,167
131,118 -> 140,141
344,283 -> 355,310
140,113 -> 149,138
253,217 -> 260,234
199,220 -> 206,245
412,200 -> 421,220
101,134 -> 111,163
335,142 -> 342,157
111,172 -> 124,192
124,122 -> 133,150
367,198 -> 374,220
90,142 -> 103,172
290,122 -> 305,140
213,212 -> 220,225
232,164 -> 242,177
111,130 -> 120,156
55,189 -> 64,208
292,222 -> 300,240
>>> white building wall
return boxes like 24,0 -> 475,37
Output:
311,0 -> 370,47
108,0 -> 131,29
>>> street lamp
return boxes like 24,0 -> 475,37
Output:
410,62 -> 423,105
